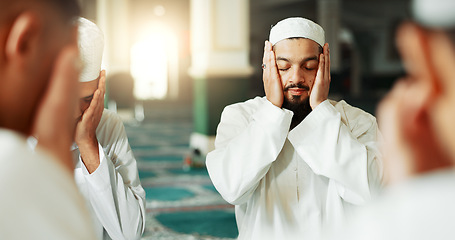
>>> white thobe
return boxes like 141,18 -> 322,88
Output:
206,97 -> 382,240
0,128 -> 97,240
73,109 -> 146,240
330,169 -> 455,240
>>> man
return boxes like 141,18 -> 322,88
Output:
0,0 -> 97,239
328,0 -> 455,239
74,17 -> 145,240
206,17 -> 382,239
29,17 -> 146,240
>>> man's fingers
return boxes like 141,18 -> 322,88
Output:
263,41 -> 273,82
99,70 -> 106,95
317,53 -> 325,82
83,89 -> 100,119
262,41 -> 270,82
269,47 -> 278,77
262,41 -> 267,66
325,43 -> 331,83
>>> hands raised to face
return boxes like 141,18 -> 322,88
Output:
309,43 -> 330,109
262,40 -> 330,110
262,40 -> 284,108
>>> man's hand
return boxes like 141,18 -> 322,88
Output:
75,70 -> 106,173
263,40 -> 284,108
378,22 -> 453,185
33,46 -> 80,172
309,43 -> 330,109
378,79 -> 452,185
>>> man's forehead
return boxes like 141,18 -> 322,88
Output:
274,38 -> 320,50
274,38 -> 320,60
78,78 -> 99,97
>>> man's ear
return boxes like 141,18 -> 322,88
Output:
5,12 -> 41,62
395,22 -> 438,113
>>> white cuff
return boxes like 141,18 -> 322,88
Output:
80,143 -> 111,191
293,100 -> 337,131
253,99 -> 293,128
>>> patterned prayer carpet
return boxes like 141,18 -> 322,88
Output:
123,107 -> 238,240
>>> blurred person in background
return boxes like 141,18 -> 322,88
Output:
0,0 -> 97,239
29,17 -> 146,240
206,17 -> 383,240
327,0 -> 455,239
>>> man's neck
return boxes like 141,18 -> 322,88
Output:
290,114 -> 306,130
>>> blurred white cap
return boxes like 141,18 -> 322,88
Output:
413,0 -> 455,28
269,17 -> 325,47
78,17 -> 104,82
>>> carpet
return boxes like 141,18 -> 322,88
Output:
125,119 -> 238,240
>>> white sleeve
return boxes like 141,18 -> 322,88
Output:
288,100 -> 382,205
206,100 -> 293,205
80,139 -> 145,239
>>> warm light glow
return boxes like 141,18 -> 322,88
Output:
130,22 -> 177,100
154,5 -> 166,17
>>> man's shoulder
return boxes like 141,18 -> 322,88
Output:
100,108 -> 122,121
98,109 -> 124,129
96,109 -> 127,144
329,99 -> 378,132
330,99 -> 376,121
0,129 -> 34,169
0,129 -> 74,186
0,130 -> 96,239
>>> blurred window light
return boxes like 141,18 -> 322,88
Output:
154,5 -> 166,17
130,22 -> 177,100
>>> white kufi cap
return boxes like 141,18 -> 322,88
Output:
78,17 -> 104,82
269,17 -> 325,47
413,0 -> 455,28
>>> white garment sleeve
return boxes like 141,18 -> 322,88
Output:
206,99 -> 293,205
288,100 -> 382,205
80,113 -> 145,240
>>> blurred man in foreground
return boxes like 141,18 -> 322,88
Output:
0,0 -> 96,239
329,0 -> 455,239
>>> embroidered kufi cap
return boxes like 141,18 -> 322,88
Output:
77,17 -> 104,82
269,17 -> 325,47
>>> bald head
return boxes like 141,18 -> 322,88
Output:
0,0 -> 79,23
0,0 -> 80,134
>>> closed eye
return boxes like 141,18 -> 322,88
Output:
81,94 -> 94,103
304,59 -> 318,70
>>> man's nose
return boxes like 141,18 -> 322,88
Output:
290,68 -> 305,84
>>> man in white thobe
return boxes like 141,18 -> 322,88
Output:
206,17 -> 383,240
30,18 -> 146,240
73,18 -> 145,240
74,17 -> 145,240
327,0 -> 455,239
0,1 -> 97,239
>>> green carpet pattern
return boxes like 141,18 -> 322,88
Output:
125,119 -> 238,240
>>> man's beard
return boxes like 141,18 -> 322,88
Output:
282,94 -> 312,130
